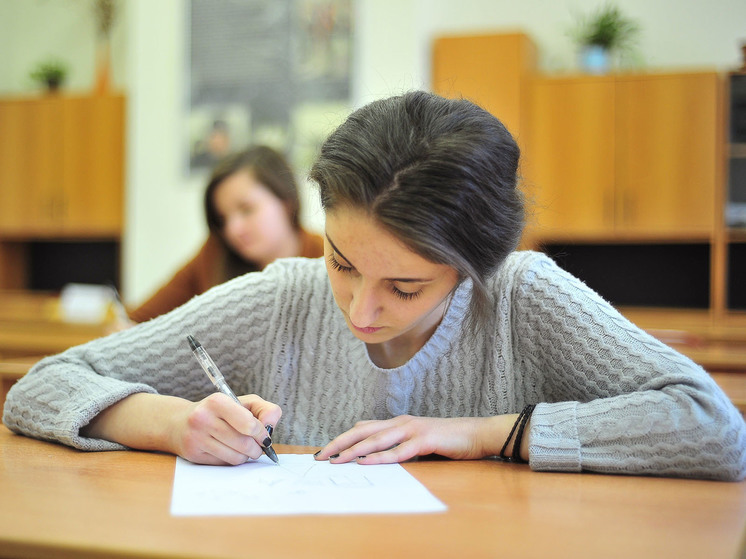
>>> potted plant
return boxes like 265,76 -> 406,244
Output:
571,4 -> 640,74
29,59 -> 69,92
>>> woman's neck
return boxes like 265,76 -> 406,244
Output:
366,337 -> 428,369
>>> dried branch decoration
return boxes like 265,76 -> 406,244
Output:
94,0 -> 117,39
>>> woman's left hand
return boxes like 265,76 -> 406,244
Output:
314,415 -> 509,464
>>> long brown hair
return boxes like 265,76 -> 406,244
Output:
204,145 -> 301,279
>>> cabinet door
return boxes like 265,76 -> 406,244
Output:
525,77 -> 616,238
615,73 -> 719,235
0,95 -> 124,237
30,98 -> 67,233
0,100 -> 34,232
0,99 -> 65,234
432,33 -> 536,140
61,96 -> 124,235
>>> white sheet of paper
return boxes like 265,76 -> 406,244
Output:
171,454 -> 447,516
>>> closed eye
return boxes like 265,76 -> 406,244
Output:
392,286 -> 422,301
328,253 -> 353,273
328,243 -> 424,302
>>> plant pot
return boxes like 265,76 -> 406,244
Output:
580,45 -> 610,74
45,78 -> 62,93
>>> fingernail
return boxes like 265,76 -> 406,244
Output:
265,424 -> 274,437
329,453 -> 339,460
313,450 -> 321,458
357,455 -> 366,460
262,437 -> 272,448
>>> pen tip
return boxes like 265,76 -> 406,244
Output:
186,335 -> 198,351
266,446 -> 280,464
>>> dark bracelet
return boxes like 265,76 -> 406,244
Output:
498,404 -> 536,463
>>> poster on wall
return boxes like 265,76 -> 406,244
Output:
187,0 -> 353,176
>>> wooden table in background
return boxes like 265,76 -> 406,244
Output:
0,425 -> 744,559
0,290 -> 107,415
621,307 -> 746,372
0,290 -> 107,358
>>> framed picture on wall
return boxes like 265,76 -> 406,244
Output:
186,0 -> 352,175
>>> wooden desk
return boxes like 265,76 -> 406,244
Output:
1,426 -> 744,559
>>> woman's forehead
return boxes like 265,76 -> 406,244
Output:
325,208 -> 446,279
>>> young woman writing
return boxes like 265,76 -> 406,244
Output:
4,92 -> 744,480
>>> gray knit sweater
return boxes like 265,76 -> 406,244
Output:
4,252 -> 745,480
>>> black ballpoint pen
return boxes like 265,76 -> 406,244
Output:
187,335 -> 279,464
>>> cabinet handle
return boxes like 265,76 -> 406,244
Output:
622,192 -> 634,224
45,198 -> 57,220
49,194 -> 66,222
605,190 -> 614,223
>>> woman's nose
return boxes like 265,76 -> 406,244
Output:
348,281 -> 380,328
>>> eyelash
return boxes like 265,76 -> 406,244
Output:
327,253 -> 352,273
327,254 -> 422,301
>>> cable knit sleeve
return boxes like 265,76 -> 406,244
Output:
1,259 -> 295,451
511,253 -> 746,481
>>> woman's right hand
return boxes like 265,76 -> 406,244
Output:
81,392 -> 282,466
172,393 -> 283,465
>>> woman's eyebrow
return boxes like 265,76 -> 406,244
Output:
326,235 -> 353,266
326,233 -> 433,284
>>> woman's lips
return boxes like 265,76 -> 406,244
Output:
351,322 -> 382,334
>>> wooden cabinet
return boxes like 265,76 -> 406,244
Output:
0,95 -> 124,237
525,72 -> 721,241
431,30 -> 736,321
432,32 -> 536,145
0,94 -> 124,290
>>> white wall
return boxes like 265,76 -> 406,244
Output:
2,0 -> 745,303
124,0 -> 206,308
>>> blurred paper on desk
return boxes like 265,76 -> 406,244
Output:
59,283 -> 115,324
